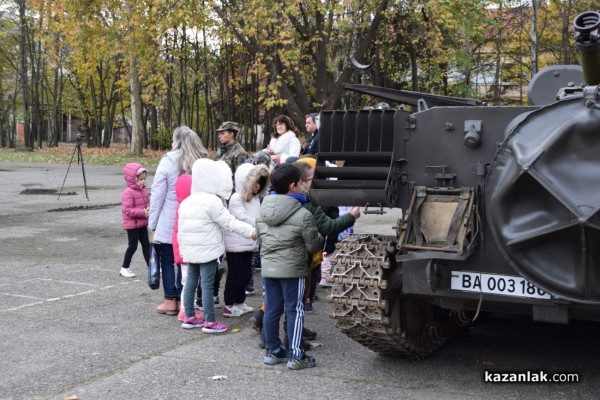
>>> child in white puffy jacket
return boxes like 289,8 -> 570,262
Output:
223,163 -> 270,317
178,159 -> 256,333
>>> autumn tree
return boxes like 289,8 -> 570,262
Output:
0,6 -> 20,148
211,0 -> 390,130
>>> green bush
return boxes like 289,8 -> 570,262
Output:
154,125 -> 172,149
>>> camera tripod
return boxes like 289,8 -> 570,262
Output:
58,134 -> 89,201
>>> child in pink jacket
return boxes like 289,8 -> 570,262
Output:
173,175 -> 204,323
120,162 -> 150,278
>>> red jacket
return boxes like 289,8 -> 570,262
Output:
172,174 -> 192,264
121,162 -> 149,230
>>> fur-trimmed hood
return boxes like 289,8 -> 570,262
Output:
234,163 -> 270,202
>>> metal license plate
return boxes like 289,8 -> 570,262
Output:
451,271 -> 551,299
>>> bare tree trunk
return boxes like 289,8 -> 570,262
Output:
31,22 -> 44,148
530,0 -> 539,75
410,47 -> 418,91
129,54 -> 143,156
18,0 -> 31,148
149,103 -> 158,149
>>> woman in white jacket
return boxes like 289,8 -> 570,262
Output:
178,159 -> 256,333
223,163 -> 270,317
264,115 -> 303,164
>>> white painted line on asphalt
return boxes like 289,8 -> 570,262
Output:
0,278 -> 140,312
63,290 -> 95,298
0,292 -> 43,300
1,301 -> 45,311
38,278 -> 100,287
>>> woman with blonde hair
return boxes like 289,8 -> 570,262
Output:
149,125 -> 208,315
264,115 -> 303,164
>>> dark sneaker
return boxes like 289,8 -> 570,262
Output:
245,287 -> 255,296
249,316 -> 261,332
304,302 -> 314,314
250,309 -> 264,330
264,348 -> 288,365
303,339 -> 312,351
287,353 -> 316,370
303,327 -> 317,341
283,336 -> 311,352
213,296 -> 222,309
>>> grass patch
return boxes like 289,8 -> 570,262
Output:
0,143 -> 223,167
0,144 -> 166,167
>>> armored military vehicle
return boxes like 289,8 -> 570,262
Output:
310,11 -> 600,358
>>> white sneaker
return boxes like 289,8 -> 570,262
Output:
223,305 -> 244,317
235,303 -> 254,314
120,268 -> 135,278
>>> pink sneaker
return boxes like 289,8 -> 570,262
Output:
202,320 -> 228,333
182,316 -> 204,329
179,309 -> 205,322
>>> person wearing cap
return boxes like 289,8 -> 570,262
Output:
120,162 -> 150,278
212,121 -> 248,308
215,121 -> 248,177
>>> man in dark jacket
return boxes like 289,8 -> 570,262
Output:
303,113 -> 320,156
215,121 -> 247,176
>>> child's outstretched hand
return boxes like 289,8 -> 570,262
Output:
349,206 -> 361,219
251,230 -> 257,241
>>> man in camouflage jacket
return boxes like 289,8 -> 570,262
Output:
214,121 -> 247,176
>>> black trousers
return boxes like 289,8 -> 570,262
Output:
224,251 -> 253,305
122,227 -> 150,269
309,264 -> 321,303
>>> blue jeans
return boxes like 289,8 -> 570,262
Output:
187,260 -> 218,322
263,277 -> 306,358
156,243 -> 182,299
